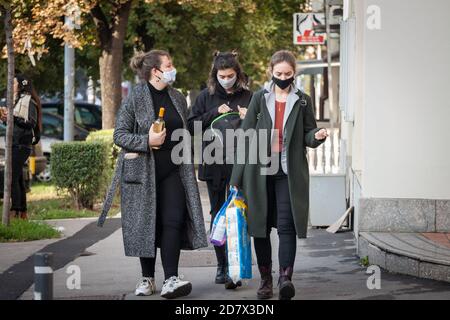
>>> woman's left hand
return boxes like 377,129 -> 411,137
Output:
238,105 -> 247,119
315,128 -> 329,141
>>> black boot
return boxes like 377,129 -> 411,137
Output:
215,264 -> 227,284
278,266 -> 295,300
214,245 -> 227,284
224,269 -> 242,290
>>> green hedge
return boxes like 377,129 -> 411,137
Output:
51,141 -> 109,210
86,129 -> 120,170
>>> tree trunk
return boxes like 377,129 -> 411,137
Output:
2,5 -> 15,226
97,1 -> 132,129
99,48 -> 124,129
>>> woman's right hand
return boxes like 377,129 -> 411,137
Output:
0,108 -> 8,122
148,124 -> 166,148
218,104 -> 232,114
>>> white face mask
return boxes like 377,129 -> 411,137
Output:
217,75 -> 237,90
157,68 -> 177,85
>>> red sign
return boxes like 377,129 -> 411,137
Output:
293,13 -> 326,45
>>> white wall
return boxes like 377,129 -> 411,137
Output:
350,0 -> 366,175
361,0 -> 450,199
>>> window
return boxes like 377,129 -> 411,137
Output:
75,106 -> 99,127
42,104 -> 62,117
42,114 -> 63,139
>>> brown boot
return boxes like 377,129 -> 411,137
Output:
257,264 -> 273,299
19,211 -> 28,220
278,266 -> 295,300
9,210 -> 19,220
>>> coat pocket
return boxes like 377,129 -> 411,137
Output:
122,153 -> 145,184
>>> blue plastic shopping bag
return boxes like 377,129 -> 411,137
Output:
225,188 -> 252,282
209,190 -> 235,246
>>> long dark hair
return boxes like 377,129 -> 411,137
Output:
207,50 -> 247,94
15,73 -> 42,131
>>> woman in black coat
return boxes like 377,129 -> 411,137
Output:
0,74 -> 41,220
187,51 -> 252,289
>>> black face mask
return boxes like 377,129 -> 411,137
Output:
272,76 -> 294,90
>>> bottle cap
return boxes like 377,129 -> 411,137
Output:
158,107 -> 165,118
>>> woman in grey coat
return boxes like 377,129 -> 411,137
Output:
98,50 -> 208,299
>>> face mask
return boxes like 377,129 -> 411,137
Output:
272,76 -> 294,90
217,75 -> 237,90
157,68 -> 177,85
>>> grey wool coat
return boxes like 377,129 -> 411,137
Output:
230,83 -> 326,239
98,82 -> 208,257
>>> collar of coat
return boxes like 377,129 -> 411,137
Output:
132,81 -> 188,130
262,81 -> 305,135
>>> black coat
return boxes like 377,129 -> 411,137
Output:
2,94 -> 38,146
187,85 -> 252,189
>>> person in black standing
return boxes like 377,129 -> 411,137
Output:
188,51 -> 252,289
0,74 -> 41,221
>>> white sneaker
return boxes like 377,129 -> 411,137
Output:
134,277 -> 156,296
160,276 -> 192,299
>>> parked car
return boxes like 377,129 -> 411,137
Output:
41,111 -> 90,147
41,102 -> 102,131
36,111 -> 90,182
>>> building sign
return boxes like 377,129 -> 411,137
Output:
293,13 -> 326,45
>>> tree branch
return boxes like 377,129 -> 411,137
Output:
110,0 -> 132,46
90,4 -> 111,49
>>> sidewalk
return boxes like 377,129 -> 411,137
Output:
2,181 -> 450,300
14,181 -> 450,300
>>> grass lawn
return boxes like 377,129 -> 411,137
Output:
2,181 -> 120,221
0,218 -> 61,242
0,181 -> 119,242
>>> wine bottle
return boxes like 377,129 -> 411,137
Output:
152,107 -> 165,150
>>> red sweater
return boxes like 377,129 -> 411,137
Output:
272,100 -> 286,153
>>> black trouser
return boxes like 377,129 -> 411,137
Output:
206,179 -> 229,268
11,145 -> 31,212
253,169 -> 297,269
140,164 -> 187,280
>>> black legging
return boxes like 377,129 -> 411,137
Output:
206,180 -> 230,267
253,170 -> 297,269
140,161 -> 187,280
11,145 -> 31,212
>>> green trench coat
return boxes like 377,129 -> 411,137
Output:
230,84 -> 325,239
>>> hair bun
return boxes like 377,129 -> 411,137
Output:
130,51 -> 146,72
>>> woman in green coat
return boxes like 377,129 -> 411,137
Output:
230,50 -> 328,300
